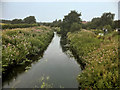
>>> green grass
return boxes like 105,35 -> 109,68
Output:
2,26 -> 54,73
67,30 -> 119,88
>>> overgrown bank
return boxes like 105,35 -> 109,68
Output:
67,30 -> 119,88
2,26 -> 54,73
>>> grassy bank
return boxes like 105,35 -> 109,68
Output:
67,30 -> 119,88
2,26 -> 54,73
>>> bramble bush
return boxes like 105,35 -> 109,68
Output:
2,26 -> 54,72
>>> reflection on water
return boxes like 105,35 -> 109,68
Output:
3,32 -> 81,88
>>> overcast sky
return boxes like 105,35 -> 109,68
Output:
2,1 -> 118,22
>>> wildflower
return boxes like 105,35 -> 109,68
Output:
8,43 -> 11,46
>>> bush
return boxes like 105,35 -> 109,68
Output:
103,25 -> 112,32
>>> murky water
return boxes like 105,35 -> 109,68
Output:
3,32 -> 81,88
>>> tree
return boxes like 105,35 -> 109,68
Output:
70,23 -> 81,32
23,16 -> 36,24
114,20 -> 120,29
11,19 -> 23,24
100,12 -> 115,27
90,18 -> 101,29
61,10 -> 82,36
51,19 -> 62,27
85,12 -> 115,30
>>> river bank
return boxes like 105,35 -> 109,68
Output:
3,31 -> 81,88
2,26 -> 54,74
67,30 -> 119,88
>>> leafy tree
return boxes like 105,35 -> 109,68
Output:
23,16 -> 36,24
114,20 -> 120,29
100,12 -> 115,27
11,19 -> 23,24
61,10 -> 82,36
70,23 -> 81,32
51,19 -> 62,27
91,18 -> 101,29
85,12 -> 115,30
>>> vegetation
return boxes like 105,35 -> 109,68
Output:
70,23 -> 82,32
60,10 -> 82,36
83,12 -> 115,30
1,16 -> 37,29
67,30 -> 119,88
67,30 -> 101,64
23,16 -> 36,24
2,10 -> 119,88
2,26 -> 54,73
2,23 -> 38,29
1,16 -> 36,24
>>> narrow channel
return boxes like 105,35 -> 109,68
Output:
3,32 -> 82,88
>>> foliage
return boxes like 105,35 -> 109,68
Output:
23,16 -> 36,24
50,19 -> 62,27
100,12 -> 115,27
67,30 -> 101,60
1,16 -> 37,24
70,23 -> 82,32
91,29 -> 104,35
1,20 -> 12,24
85,12 -> 115,30
61,10 -> 82,36
67,30 -> 119,88
11,19 -> 23,24
2,26 -> 54,73
114,20 -> 120,28
2,24 -> 38,29
103,25 -> 112,32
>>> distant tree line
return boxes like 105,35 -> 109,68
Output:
82,12 -> 119,30
46,11 -> 118,37
2,12 -> 119,32
2,16 -> 36,24
47,10 -> 82,37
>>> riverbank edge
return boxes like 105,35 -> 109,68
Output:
60,36 -> 86,70
2,28 -> 54,76
66,30 -> 119,88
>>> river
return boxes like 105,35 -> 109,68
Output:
3,32 -> 82,88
